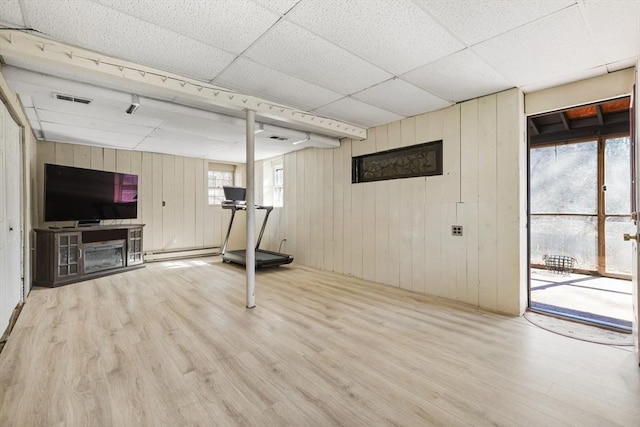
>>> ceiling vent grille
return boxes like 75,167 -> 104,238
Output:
268,135 -> 288,141
54,93 -> 92,105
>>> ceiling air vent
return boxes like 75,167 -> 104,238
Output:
54,93 -> 92,105
268,135 -> 288,141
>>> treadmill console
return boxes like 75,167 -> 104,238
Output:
222,186 -> 246,202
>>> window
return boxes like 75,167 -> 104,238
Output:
352,140 -> 443,183
262,157 -> 284,207
273,166 -> 283,207
208,169 -> 234,205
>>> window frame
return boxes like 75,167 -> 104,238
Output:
207,165 -> 235,206
273,165 -> 284,208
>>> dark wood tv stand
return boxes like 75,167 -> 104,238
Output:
34,224 -> 144,287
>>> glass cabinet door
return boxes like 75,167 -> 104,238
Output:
128,228 -> 143,265
56,233 -> 81,279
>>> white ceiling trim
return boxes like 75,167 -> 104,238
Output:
0,30 -> 367,140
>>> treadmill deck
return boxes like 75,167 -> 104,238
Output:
222,249 -> 293,268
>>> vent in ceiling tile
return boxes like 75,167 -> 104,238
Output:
54,93 -> 92,105
268,135 -> 288,141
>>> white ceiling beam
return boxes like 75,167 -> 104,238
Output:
0,30 -> 367,140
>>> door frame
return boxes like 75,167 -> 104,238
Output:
529,133 -> 632,278
632,74 -> 639,362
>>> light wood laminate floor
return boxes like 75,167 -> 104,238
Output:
1,257 -> 639,426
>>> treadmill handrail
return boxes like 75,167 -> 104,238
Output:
255,208 -> 272,249
220,202 -> 274,253
221,201 -> 273,211
220,208 -> 236,255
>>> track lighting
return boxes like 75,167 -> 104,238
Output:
126,94 -> 140,114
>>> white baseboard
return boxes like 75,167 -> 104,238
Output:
144,247 -> 220,262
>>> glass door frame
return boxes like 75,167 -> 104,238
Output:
529,132 -> 632,279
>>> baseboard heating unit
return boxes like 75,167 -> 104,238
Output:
144,246 -> 220,262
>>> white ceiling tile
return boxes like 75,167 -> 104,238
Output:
581,0 -> 640,64
24,107 -> 41,130
32,98 -> 165,128
520,66 -> 607,93
214,58 -> 343,111
8,0 -> 635,163
313,98 -> 404,128
5,58 -> 180,105
136,136 -> 238,160
402,49 -> 513,102
3,71 -> 166,128
0,0 -> 25,26
4,68 -> 130,104
23,1 -> 236,81
148,122 -> 316,163
136,97 -> 245,124
146,129 -> 230,148
42,122 -> 145,149
244,20 -> 392,95
252,0 -> 301,15
18,94 -> 33,108
94,0 -> 281,55
417,0 -> 575,45
353,79 -> 452,117
158,119 -> 244,142
286,0 -> 464,75
37,109 -> 155,136
471,5 -> 604,86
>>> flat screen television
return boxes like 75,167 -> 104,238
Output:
44,163 -> 138,222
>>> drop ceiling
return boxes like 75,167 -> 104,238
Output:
0,0 -> 639,163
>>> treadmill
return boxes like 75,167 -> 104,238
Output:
220,186 -> 294,268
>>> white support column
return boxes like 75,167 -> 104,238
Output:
245,109 -> 256,309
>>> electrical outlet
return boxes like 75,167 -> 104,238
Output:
452,225 -> 463,236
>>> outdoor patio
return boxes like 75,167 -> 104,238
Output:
530,268 -> 634,331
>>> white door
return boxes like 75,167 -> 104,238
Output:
0,101 -> 22,336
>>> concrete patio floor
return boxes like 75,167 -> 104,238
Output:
530,268 -> 634,331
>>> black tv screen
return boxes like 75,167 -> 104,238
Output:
45,163 -> 138,222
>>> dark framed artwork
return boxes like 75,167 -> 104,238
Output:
352,140 -> 443,184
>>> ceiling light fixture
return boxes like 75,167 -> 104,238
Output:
126,94 -> 140,115
254,123 -> 264,134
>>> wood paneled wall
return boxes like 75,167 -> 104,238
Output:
256,89 -> 526,315
35,141 -> 244,253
